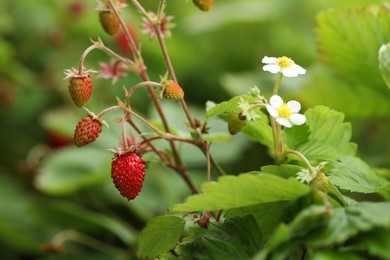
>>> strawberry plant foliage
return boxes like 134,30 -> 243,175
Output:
37,0 -> 390,258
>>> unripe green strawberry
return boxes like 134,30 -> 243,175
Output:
74,115 -> 103,147
228,112 -> 246,135
68,75 -> 92,107
111,152 -> 145,200
310,171 -> 329,193
192,0 -> 213,11
99,10 -> 120,35
163,81 -> 184,100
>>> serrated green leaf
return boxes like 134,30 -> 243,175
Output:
295,106 -> 357,162
35,147 -> 111,195
177,216 -> 263,260
316,4 -> 390,91
171,173 -> 309,212
328,156 -> 390,199
137,215 -> 185,259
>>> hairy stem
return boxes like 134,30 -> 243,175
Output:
78,44 -> 99,75
285,150 -> 315,174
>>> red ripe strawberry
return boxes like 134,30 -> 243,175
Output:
163,81 -> 184,100
74,115 -> 102,147
192,0 -> 213,12
99,10 -> 120,35
68,75 -> 92,107
111,152 -> 145,200
115,24 -> 139,57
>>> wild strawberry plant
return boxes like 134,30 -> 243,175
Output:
43,0 -> 390,258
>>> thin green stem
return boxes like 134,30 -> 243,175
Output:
125,81 -> 164,101
273,73 -> 284,95
97,105 -> 122,118
285,150 -> 315,174
92,38 -> 135,68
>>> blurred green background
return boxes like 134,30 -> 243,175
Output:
0,0 -> 389,258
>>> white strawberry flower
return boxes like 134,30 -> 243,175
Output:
266,95 -> 306,128
262,56 -> 306,77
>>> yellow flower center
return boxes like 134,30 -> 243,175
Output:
278,104 -> 292,118
277,56 -> 291,69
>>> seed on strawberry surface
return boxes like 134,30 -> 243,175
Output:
163,81 -> 184,100
74,115 -> 103,147
111,152 -> 145,200
192,0 -> 213,12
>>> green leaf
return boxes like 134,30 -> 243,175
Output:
225,201 -> 288,240
171,173 -> 309,212
316,4 -> 390,91
283,124 -> 310,150
137,215 -> 185,259
293,106 -> 357,162
328,156 -> 390,199
206,95 -> 258,119
350,228 -> 390,259
302,64 -> 390,117
257,202 -> 390,259
177,216 -> 263,260
260,164 -> 302,179
35,201 -> 136,244
35,147 -> 111,195
242,117 -> 274,149
307,202 -> 390,247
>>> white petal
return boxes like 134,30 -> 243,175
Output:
269,95 -> 284,108
287,100 -> 301,113
266,104 -> 279,118
290,114 -> 306,125
276,117 -> 292,128
263,64 -> 281,74
281,68 -> 299,77
262,56 -> 278,64
291,64 -> 306,75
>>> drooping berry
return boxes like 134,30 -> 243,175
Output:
111,152 -> 145,200
163,81 -> 184,100
192,0 -> 213,12
115,24 -> 139,57
68,75 -> 93,107
99,10 -> 120,35
228,112 -> 246,135
74,115 -> 103,147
